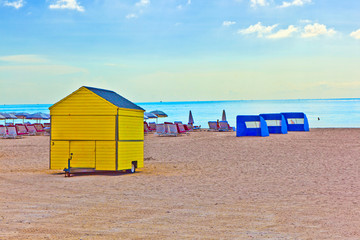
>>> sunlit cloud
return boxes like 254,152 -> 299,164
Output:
250,0 -> 269,8
238,22 -> 278,37
301,23 -> 336,38
267,25 -> 298,39
223,21 -> 236,27
49,0 -> 84,12
279,0 -> 311,8
0,55 -> 47,63
135,0 -> 150,7
126,13 -> 138,19
350,29 -> 360,39
3,0 -> 24,9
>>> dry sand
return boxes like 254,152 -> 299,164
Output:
0,129 -> 359,239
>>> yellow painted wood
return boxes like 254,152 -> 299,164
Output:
70,141 -> 96,168
118,141 -> 144,170
50,141 -> 70,170
51,116 -> 115,141
50,87 -> 117,116
118,115 -> 144,141
96,141 -> 116,170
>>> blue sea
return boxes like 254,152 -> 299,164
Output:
1,99 -> 360,128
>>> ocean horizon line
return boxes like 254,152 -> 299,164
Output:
2,97 -> 360,106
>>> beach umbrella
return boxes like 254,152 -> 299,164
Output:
1,112 -> 17,124
188,110 -> 194,125
0,113 -> 5,124
15,112 -> 30,124
222,109 -> 227,121
150,110 -> 167,123
150,110 -> 168,118
27,112 -> 50,123
144,115 -> 149,120
144,112 -> 158,119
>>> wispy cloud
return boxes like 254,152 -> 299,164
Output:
278,0 -> 311,8
301,23 -> 336,38
250,0 -> 269,8
350,29 -> 360,39
238,22 -> 278,37
223,21 -> 236,27
299,19 -> 312,24
267,25 -> 298,39
135,0 -> 150,7
126,13 -> 138,19
177,0 -> 191,10
3,0 -> 24,9
0,55 -> 47,63
49,0 -> 84,12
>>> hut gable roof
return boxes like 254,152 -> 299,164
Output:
84,86 -> 144,111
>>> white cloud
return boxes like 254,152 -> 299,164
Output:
279,0 -> 311,8
267,25 -> 298,39
350,29 -> 360,39
0,55 -> 47,63
223,21 -> 236,27
238,22 -> 278,37
3,0 -> 24,9
135,0 -> 150,7
177,0 -> 191,10
299,19 -> 312,24
250,0 -> 269,8
126,13 -> 138,19
49,0 -> 84,12
301,23 -> 336,38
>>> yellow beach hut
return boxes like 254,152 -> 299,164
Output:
49,86 -> 145,174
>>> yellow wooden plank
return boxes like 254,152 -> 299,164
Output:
96,141 -> 116,170
118,142 -> 144,170
69,141 -> 96,168
51,116 -> 116,141
50,141 -> 69,170
118,115 -> 144,141
50,87 -> 117,115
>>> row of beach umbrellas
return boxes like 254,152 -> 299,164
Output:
144,109 -> 227,124
0,112 -> 50,124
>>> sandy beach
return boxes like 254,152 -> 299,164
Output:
0,129 -> 359,239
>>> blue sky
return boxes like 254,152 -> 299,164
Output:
0,0 -> 359,104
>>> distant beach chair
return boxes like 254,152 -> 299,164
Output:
15,124 -> 29,136
0,125 -> 7,138
166,124 -> 179,136
155,124 -> 166,136
25,125 -> 37,136
34,123 -> 45,134
187,123 -> 201,131
219,121 -> 233,132
144,122 -> 149,134
44,123 -> 51,128
149,122 -> 156,131
208,121 -> 219,131
6,126 -> 20,138
175,122 -> 187,134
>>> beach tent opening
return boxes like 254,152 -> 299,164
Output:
281,112 -> 309,132
236,115 -> 269,137
49,86 -> 145,174
259,113 -> 287,134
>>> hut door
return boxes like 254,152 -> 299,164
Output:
69,141 -> 96,169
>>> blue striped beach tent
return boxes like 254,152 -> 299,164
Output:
281,112 -> 309,132
259,113 -> 287,134
236,115 -> 269,137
